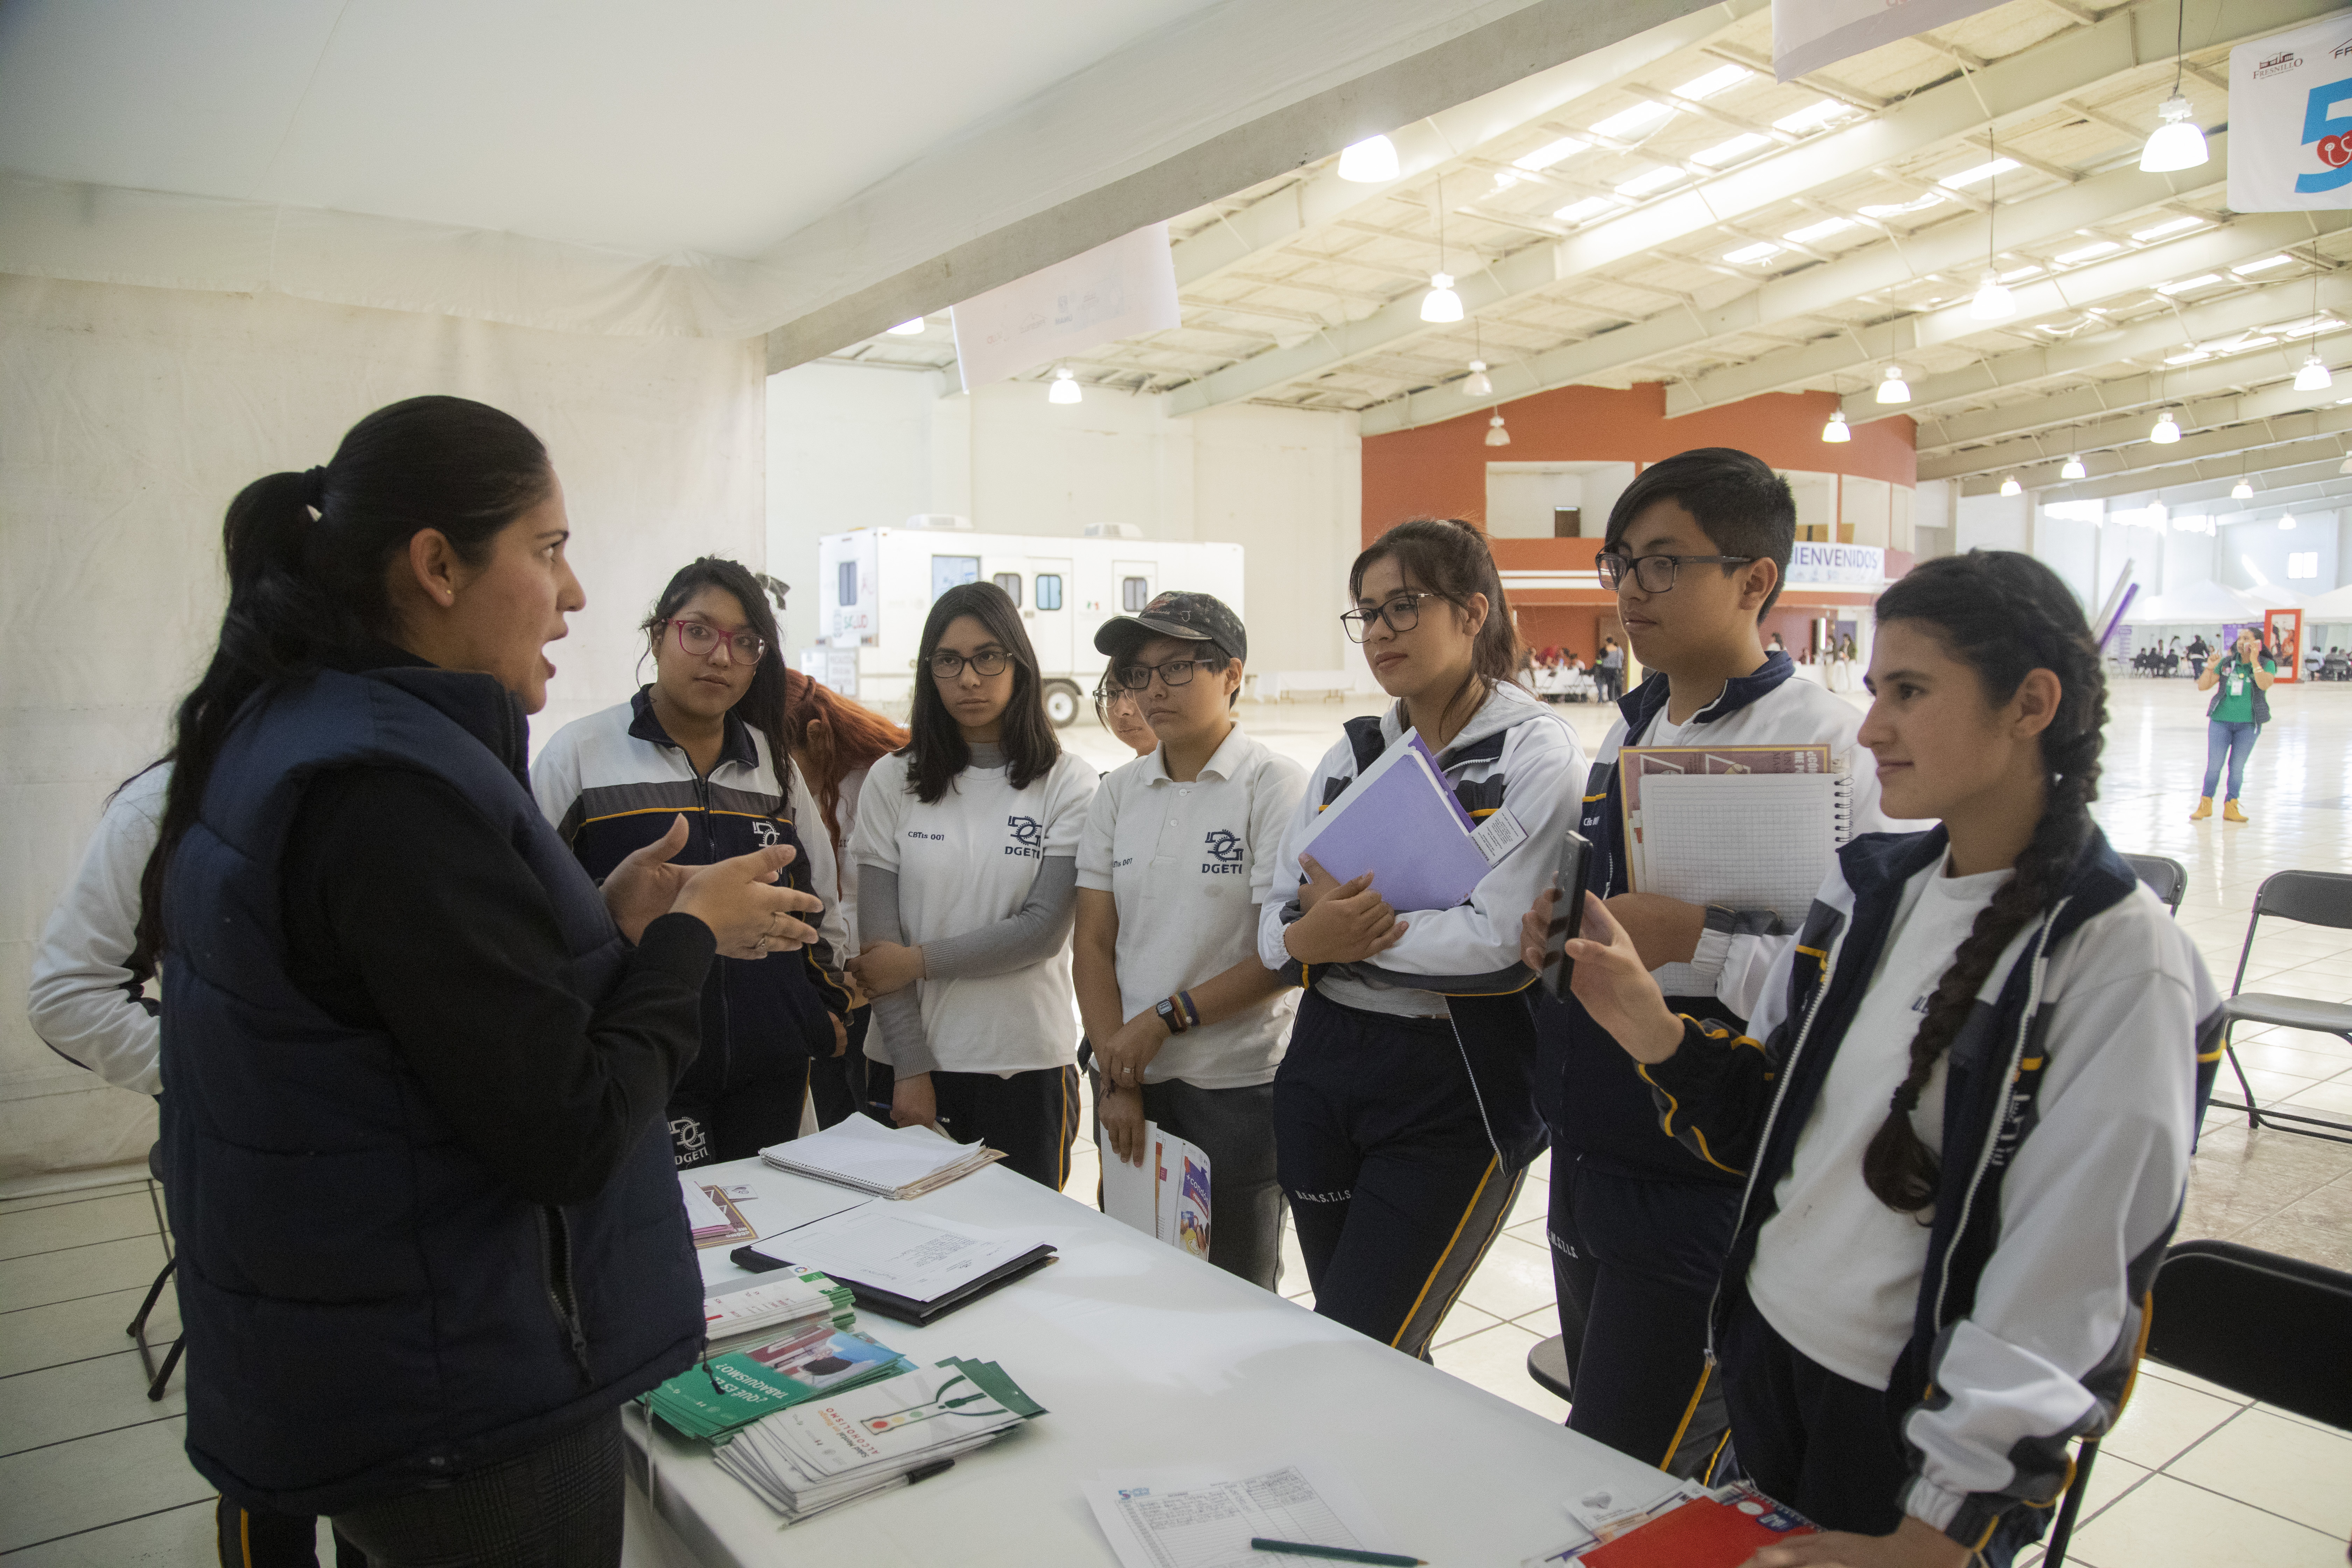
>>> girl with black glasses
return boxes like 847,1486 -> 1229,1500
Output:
847,583 -> 1099,1186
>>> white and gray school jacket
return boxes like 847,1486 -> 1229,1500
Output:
1257,681 -> 1587,1017
29,764 -> 168,1096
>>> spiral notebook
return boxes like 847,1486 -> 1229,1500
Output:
1620,744 -> 1852,994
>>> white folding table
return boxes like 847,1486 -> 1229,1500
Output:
626,1154 -> 1663,1566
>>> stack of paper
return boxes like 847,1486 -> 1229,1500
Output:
758,1115 -> 1004,1199
645,1322 -> 910,1444
702,1270 -> 856,1346
715,1358 -> 1045,1524
749,1206 -> 1056,1325
1298,728 -> 1510,915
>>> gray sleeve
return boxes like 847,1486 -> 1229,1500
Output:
856,862 -> 937,1076
922,856 -> 1079,979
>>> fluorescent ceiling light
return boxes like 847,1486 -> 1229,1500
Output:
2000,475 -> 2023,496
1613,167 -> 1686,198
1464,359 -> 1493,396
1858,192 -> 1947,218
1773,99 -> 1851,134
2156,273 -> 2224,294
2232,255 -> 2294,275
2062,455 -> 2088,479
1970,270 -> 2016,320
1514,136 -> 1585,172
1695,133 -> 1772,167
1591,102 -> 1674,140
2055,240 -> 2122,265
2132,216 -> 2206,241
2269,314 -> 2343,338
2279,513 -> 2298,529
1485,413 -> 1511,447
2149,409 -> 2181,443
1822,408 -> 1851,442
2141,94 -> 2209,173
2294,353 -> 2333,392
1997,264 -> 2044,282
1939,157 -> 2019,189
1336,135 -> 1400,182
886,318 -> 926,335
2164,349 -> 2211,365
1876,365 -> 1911,404
2232,478 -> 2254,498
1420,272 -> 1463,323
1674,64 -> 1752,100
1784,217 -> 1857,244
1048,366 -> 1082,404
1553,196 -> 1623,224
1724,241 -> 1783,264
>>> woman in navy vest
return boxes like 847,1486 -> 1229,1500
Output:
145,396 -> 820,1566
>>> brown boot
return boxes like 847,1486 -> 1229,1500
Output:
2224,799 -> 2249,823
2190,797 -> 2213,820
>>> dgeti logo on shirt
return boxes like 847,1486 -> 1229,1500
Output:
1200,828 -> 1246,875
1005,814 -> 1044,858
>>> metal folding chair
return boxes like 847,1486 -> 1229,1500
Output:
2119,853 -> 2187,916
125,1142 -> 182,1400
2042,1239 -> 2352,1567
2209,870 -> 2352,1144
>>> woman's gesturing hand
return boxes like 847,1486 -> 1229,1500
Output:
1562,892 -> 1684,1064
603,814 -> 822,958
847,941 -> 925,997
1282,855 -> 1406,965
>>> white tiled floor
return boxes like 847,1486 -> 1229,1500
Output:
2,677 -> 2345,1563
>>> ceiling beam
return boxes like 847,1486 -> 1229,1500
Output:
2081,454 -> 2352,511
1823,252 -> 2352,421
1360,142 -> 2229,434
1955,402 -> 2352,494
1170,0 -> 2339,416
1921,340 -> 2352,479
2029,433 -> 2352,503
2206,479 -> 2352,521
1678,210 -> 2343,416
762,0 -> 1730,370
1164,0 -> 1766,294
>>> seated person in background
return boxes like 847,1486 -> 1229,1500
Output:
1075,593 -> 1305,1287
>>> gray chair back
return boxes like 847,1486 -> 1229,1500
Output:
2120,854 -> 2187,915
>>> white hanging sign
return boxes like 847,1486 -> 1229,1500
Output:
1770,0 -> 2001,81
948,222 -> 1180,391
2227,14 -> 2352,212
1787,541 -> 1885,584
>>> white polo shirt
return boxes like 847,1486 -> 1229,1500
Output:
850,750 -> 1097,1074
1077,726 -> 1307,1089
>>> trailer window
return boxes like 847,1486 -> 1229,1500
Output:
1035,574 -> 1063,611
930,555 -> 980,603
992,572 -> 1023,607
836,561 -> 857,607
1121,576 -> 1150,611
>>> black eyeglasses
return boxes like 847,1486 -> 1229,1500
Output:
1340,592 -> 1449,644
1594,552 -> 1755,594
928,648 -> 1011,679
1115,656 -> 1226,690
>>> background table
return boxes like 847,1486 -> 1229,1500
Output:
626,1154 -> 1664,1566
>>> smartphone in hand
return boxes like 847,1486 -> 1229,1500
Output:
1541,830 -> 1595,1004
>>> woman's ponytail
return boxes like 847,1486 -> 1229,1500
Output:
1858,550 -> 2109,1214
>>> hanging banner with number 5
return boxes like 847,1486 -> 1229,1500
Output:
2229,14 -> 2352,210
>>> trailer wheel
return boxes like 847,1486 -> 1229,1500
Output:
1043,680 -> 1082,728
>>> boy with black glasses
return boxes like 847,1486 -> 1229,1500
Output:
1521,449 -> 1907,1478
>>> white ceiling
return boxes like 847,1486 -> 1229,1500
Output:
0,0 -> 1223,259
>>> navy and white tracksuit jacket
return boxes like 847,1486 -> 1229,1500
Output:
532,691 -> 853,1123
1642,824 -> 2223,1552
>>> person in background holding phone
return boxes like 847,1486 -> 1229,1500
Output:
1074,594 -> 1304,1287
2190,627 -> 2274,823
1522,449 -> 1904,1480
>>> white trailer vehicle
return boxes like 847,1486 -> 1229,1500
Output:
816,526 -> 1245,726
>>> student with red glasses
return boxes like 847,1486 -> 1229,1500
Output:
536,557 -> 854,1168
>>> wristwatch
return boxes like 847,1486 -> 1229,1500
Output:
1155,996 -> 1191,1036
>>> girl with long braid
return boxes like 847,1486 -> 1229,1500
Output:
1546,551 -> 2221,1568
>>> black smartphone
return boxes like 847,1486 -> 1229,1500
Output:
1541,830 -> 1594,1004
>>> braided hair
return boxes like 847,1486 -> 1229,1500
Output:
1862,550 -> 2110,1213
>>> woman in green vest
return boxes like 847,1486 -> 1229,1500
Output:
2191,626 -> 2275,822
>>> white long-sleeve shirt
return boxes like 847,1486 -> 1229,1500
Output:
29,764 -> 169,1096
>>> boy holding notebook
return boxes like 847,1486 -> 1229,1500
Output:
1523,448 -> 1902,1477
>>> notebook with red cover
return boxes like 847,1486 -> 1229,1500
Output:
1578,1490 -> 1818,1567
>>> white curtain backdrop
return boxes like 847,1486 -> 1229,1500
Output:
0,273 -> 766,1182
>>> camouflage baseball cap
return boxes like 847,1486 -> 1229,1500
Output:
1094,590 -> 1247,664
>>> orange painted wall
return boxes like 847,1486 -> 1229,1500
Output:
1360,384 -> 1915,546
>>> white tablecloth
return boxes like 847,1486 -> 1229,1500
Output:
626,1154 -> 1661,1566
